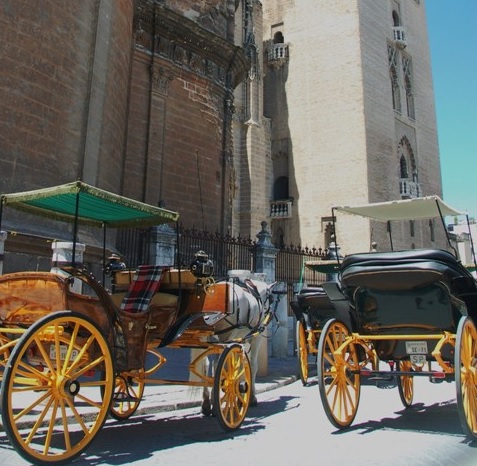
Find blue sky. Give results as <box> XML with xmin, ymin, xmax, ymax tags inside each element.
<box><xmin>426</xmin><ymin>0</ymin><xmax>477</xmax><ymax>219</ymax></box>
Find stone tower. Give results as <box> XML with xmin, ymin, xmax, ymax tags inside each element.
<box><xmin>232</xmin><ymin>1</ymin><xmax>273</xmax><ymax>238</ymax></box>
<box><xmin>262</xmin><ymin>0</ymin><xmax>443</xmax><ymax>254</ymax></box>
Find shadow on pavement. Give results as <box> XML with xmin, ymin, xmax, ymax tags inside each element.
<box><xmin>332</xmin><ymin>398</ymin><xmax>477</xmax><ymax>444</ymax></box>
<box><xmin>70</xmin><ymin>395</ymin><xmax>299</xmax><ymax>465</ymax></box>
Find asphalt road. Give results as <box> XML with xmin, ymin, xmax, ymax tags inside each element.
<box><xmin>1</xmin><ymin>371</ymin><xmax>475</xmax><ymax>466</ymax></box>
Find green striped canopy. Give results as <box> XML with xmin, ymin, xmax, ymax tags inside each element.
<box><xmin>0</xmin><ymin>181</ymin><xmax>179</xmax><ymax>228</ymax></box>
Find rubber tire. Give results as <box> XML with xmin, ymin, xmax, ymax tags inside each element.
<box><xmin>455</xmin><ymin>316</ymin><xmax>477</xmax><ymax>439</ymax></box>
<box><xmin>317</xmin><ymin>318</ymin><xmax>361</xmax><ymax>429</ymax></box>
<box><xmin>108</xmin><ymin>348</ymin><xmax>164</xmax><ymax>421</ymax></box>
<box><xmin>397</xmin><ymin>360</ymin><xmax>414</xmax><ymax>408</ymax></box>
<box><xmin>296</xmin><ymin>320</ymin><xmax>309</xmax><ymax>385</ymax></box>
<box><xmin>213</xmin><ymin>343</ymin><xmax>251</xmax><ymax>431</ymax></box>
<box><xmin>1</xmin><ymin>310</ymin><xmax>114</xmax><ymax>464</ymax></box>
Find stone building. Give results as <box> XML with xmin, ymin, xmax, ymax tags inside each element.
<box><xmin>262</xmin><ymin>0</ymin><xmax>445</xmax><ymax>255</ymax></box>
<box><xmin>0</xmin><ymin>0</ymin><xmax>446</xmax><ymax>272</ymax></box>
<box><xmin>0</xmin><ymin>0</ymin><xmax>250</xmax><ymax>271</ymax></box>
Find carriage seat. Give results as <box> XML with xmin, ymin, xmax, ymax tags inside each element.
<box><xmin>118</xmin><ymin>265</ymin><xmax>165</xmax><ymax>313</ymax></box>
<box><xmin>341</xmin><ymin>248</ymin><xmax>477</xmax><ymax>328</ymax></box>
<box><xmin>340</xmin><ymin>248</ymin><xmax>475</xmax><ymax>293</ymax></box>
<box><xmin>291</xmin><ymin>285</ymin><xmax>337</xmax><ymax>329</ymax></box>
<box><xmin>296</xmin><ymin>286</ymin><xmax>333</xmax><ymax>310</ymax></box>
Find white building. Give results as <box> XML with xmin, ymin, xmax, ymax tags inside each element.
<box><xmin>257</xmin><ymin>0</ymin><xmax>445</xmax><ymax>254</ymax></box>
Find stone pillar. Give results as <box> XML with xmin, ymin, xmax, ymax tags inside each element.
<box><xmin>0</xmin><ymin>231</ymin><xmax>7</xmax><ymax>275</ymax></box>
<box><xmin>51</xmin><ymin>241</ymin><xmax>85</xmax><ymax>293</ymax></box>
<box><xmin>149</xmin><ymin>224</ymin><xmax>177</xmax><ymax>266</ymax></box>
<box><xmin>255</xmin><ymin>221</ymin><xmax>278</xmax><ymax>283</ymax></box>
<box><xmin>271</xmin><ymin>281</ymin><xmax>288</xmax><ymax>358</ymax></box>
<box><xmin>254</xmin><ymin>221</ymin><xmax>279</xmax><ymax>375</ymax></box>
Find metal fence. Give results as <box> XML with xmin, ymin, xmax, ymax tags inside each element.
<box><xmin>175</xmin><ymin>226</ymin><xmax>256</xmax><ymax>280</ymax></box>
<box><xmin>116</xmin><ymin>226</ymin><xmax>331</xmax><ymax>314</ymax></box>
<box><xmin>275</xmin><ymin>245</ymin><xmax>328</xmax><ymax>308</ymax></box>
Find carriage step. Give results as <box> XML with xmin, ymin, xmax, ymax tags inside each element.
<box><xmin>113</xmin><ymin>394</ymin><xmax>141</xmax><ymax>403</ymax></box>
<box><xmin>369</xmin><ymin>377</ymin><xmax>397</xmax><ymax>389</ymax></box>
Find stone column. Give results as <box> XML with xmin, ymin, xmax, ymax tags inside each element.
<box><xmin>0</xmin><ymin>231</ymin><xmax>7</xmax><ymax>275</ymax></box>
<box><xmin>149</xmin><ymin>224</ymin><xmax>177</xmax><ymax>266</ymax></box>
<box><xmin>51</xmin><ymin>241</ymin><xmax>85</xmax><ymax>293</ymax></box>
<box><xmin>254</xmin><ymin>221</ymin><xmax>280</xmax><ymax>375</ymax></box>
<box><xmin>271</xmin><ymin>281</ymin><xmax>288</xmax><ymax>358</ymax></box>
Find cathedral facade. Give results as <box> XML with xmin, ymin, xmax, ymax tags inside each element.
<box><xmin>0</xmin><ymin>0</ymin><xmax>444</xmax><ymax>271</ymax></box>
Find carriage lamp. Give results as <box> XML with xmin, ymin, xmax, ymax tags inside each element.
<box><xmin>105</xmin><ymin>254</ymin><xmax>126</xmax><ymax>276</ymax></box>
<box><xmin>190</xmin><ymin>250</ymin><xmax>214</xmax><ymax>296</ymax></box>
<box><xmin>190</xmin><ymin>250</ymin><xmax>214</xmax><ymax>278</ymax></box>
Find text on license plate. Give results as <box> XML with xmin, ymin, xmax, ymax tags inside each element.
<box><xmin>405</xmin><ymin>341</ymin><xmax>428</xmax><ymax>354</ymax></box>
<box><xmin>49</xmin><ymin>345</ymin><xmax>79</xmax><ymax>362</ymax></box>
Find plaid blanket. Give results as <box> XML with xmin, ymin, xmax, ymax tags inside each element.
<box><xmin>119</xmin><ymin>265</ymin><xmax>164</xmax><ymax>313</ymax></box>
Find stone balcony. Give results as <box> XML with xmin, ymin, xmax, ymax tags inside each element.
<box><xmin>270</xmin><ymin>200</ymin><xmax>293</xmax><ymax>218</ymax></box>
<box><xmin>399</xmin><ymin>179</ymin><xmax>421</xmax><ymax>199</ymax></box>
<box><xmin>393</xmin><ymin>26</ymin><xmax>407</xmax><ymax>48</ymax></box>
<box><xmin>267</xmin><ymin>43</ymin><xmax>289</xmax><ymax>67</ymax></box>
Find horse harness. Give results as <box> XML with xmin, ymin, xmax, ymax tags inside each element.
<box><xmin>215</xmin><ymin>278</ymin><xmax>265</xmax><ymax>335</ymax></box>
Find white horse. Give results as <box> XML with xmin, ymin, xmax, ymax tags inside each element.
<box><xmin>190</xmin><ymin>273</ymin><xmax>274</xmax><ymax>415</ymax></box>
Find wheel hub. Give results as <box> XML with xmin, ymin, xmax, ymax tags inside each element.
<box><xmin>56</xmin><ymin>376</ymin><xmax>81</xmax><ymax>397</ymax></box>
<box><xmin>65</xmin><ymin>379</ymin><xmax>81</xmax><ymax>396</ymax></box>
<box><xmin>238</xmin><ymin>380</ymin><xmax>249</xmax><ymax>394</ymax></box>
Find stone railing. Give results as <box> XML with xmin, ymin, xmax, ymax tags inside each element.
<box><xmin>267</xmin><ymin>43</ymin><xmax>289</xmax><ymax>65</ymax></box>
<box><xmin>393</xmin><ymin>26</ymin><xmax>407</xmax><ymax>48</ymax></box>
<box><xmin>270</xmin><ymin>200</ymin><xmax>293</xmax><ymax>218</ymax></box>
<box><xmin>399</xmin><ymin>179</ymin><xmax>420</xmax><ymax>198</ymax></box>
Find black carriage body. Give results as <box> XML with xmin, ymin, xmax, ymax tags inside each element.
<box><xmin>291</xmin><ymin>285</ymin><xmax>335</xmax><ymax>329</ymax></box>
<box><xmin>339</xmin><ymin>248</ymin><xmax>477</xmax><ymax>361</ymax></box>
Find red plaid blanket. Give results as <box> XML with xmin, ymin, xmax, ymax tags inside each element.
<box><xmin>120</xmin><ymin>265</ymin><xmax>165</xmax><ymax>313</ymax></box>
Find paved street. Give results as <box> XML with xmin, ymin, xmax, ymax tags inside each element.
<box><xmin>0</xmin><ymin>349</ymin><xmax>476</xmax><ymax>466</ymax></box>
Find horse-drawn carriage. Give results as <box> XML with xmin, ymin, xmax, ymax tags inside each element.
<box><xmin>294</xmin><ymin>196</ymin><xmax>477</xmax><ymax>438</ymax></box>
<box><xmin>0</xmin><ymin>181</ymin><xmax>276</xmax><ymax>464</ymax></box>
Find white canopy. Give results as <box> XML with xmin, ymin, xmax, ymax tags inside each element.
<box><xmin>333</xmin><ymin>196</ymin><xmax>464</xmax><ymax>222</ymax></box>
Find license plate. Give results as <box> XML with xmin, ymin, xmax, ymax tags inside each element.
<box><xmin>410</xmin><ymin>354</ymin><xmax>426</xmax><ymax>365</ymax></box>
<box><xmin>405</xmin><ymin>341</ymin><xmax>428</xmax><ymax>355</ymax></box>
<box><xmin>49</xmin><ymin>345</ymin><xmax>79</xmax><ymax>362</ymax></box>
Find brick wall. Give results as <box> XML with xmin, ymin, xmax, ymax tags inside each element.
<box><xmin>0</xmin><ymin>0</ymin><xmax>134</xmax><ymax>234</ymax></box>
<box><xmin>125</xmin><ymin>52</ymin><xmax>228</xmax><ymax>231</ymax></box>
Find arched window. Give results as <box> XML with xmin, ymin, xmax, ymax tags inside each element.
<box><xmin>400</xmin><ymin>155</ymin><xmax>408</xmax><ymax>178</ymax></box>
<box><xmin>273</xmin><ymin>31</ymin><xmax>284</xmax><ymax>44</ymax></box>
<box><xmin>392</xmin><ymin>10</ymin><xmax>401</xmax><ymax>27</ymax></box>
<box><xmin>398</xmin><ymin>136</ymin><xmax>420</xmax><ymax>198</ymax></box>
<box><xmin>388</xmin><ymin>45</ymin><xmax>401</xmax><ymax>112</ymax></box>
<box><xmin>402</xmin><ymin>55</ymin><xmax>415</xmax><ymax>119</ymax></box>
<box><xmin>429</xmin><ymin>220</ymin><xmax>435</xmax><ymax>242</ymax></box>
<box><xmin>273</xmin><ymin>176</ymin><xmax>289</xmax><ymax>200</ymax></box>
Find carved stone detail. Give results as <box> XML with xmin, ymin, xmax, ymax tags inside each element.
<box><xmin>151</xmin><ymin>67</ymin><xmax>174</xmax><ymax>96</ymax></box>
<box><xmin>133</xmin><ymin>2</ymin><xmax>249</xmax><ymax>89</ymax></box>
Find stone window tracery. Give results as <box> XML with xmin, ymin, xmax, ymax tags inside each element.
<box><xmin>403</xmin><ymin>55</ymin><xmax>415</xmax><ymax>119</ymax></box>
<box><xmin>388</xmin><ymin>44</ymin><xmax>401</xmax><ymax>113</ymax></box>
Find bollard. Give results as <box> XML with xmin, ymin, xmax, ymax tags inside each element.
<box><xmin>51</xmin><ymin>241</ymin><xmax>85</xmax><ymax>293</ymax></box>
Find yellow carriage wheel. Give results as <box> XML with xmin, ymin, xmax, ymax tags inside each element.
<box><xmin>296</xmin><ymin>320</ymin><xmax>309</xmax><ymax>386</ymax></box>
<box><xmin>109</xmin><ymin>348</ymin><xmax>164</xmax><ymax>421</ymax></box>
<box><xmin>397</xmin><ymin>360</ymin><xmax>414</xmax><ymax>408</ymax></box>
<box><xmin>213</xmin><ymin>343</ymin><xmax>251</xmax><ymax>431</ymax></box>
<box><xmin>455</xmin><ymin>316</ymin><xmax>477</xmax><ymax>439</ymax></box>
<box><xmin>1</xmin><ymin>311</ymin><xmax>114</xmax><ymax>464</ymax></box>
<box><xmin>109</xmin><ymin>373</ymin><xmax>145</xmax><ymax>421</ymax></box>
<box><xmin>317</xmin><ymin>318</ymin><xmax>361</xmax><ymax>429</ymax></box>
